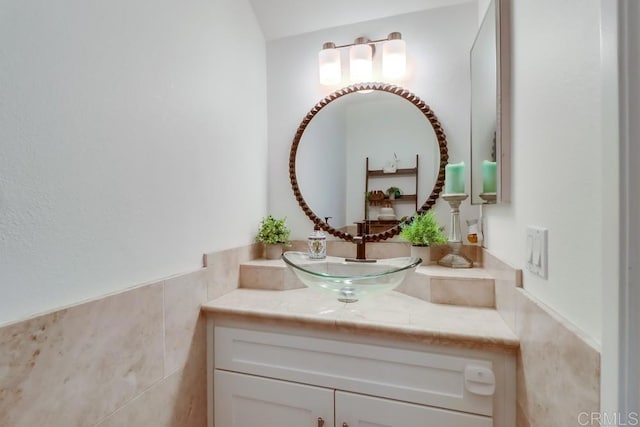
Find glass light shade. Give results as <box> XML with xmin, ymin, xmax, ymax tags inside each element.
<box><xmin>349</xmin><ymin>43</ymin><xmax>372</xmax><ymax>83</ymax></box>
<box><xmin>383</xmin><ymin>38</ymin><xmax>406</xmax><ymax>80</ymax></box>
<box><xmin>318</xmin><ymin>47</ymin><xmax>341</xmax><ymax>86</ymax></box>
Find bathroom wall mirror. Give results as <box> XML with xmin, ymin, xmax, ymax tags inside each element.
<box><xmin>289</xmin><ymin>83</ymin><xmax>448</xmax><ymax>243</ymax></box>
<box><xmin>470</xmin><ymin>0</ymin><xmax>511</xmax><ymax>204</ymax></box>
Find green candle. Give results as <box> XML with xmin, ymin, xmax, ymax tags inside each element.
<box><xmin>444</xmin><ymin>161</ymin><xmax>465</xmax><ymax>194</ymax></box>
<box><xmin>482</xmin><ymin>160</ymin><xmax>497</xmax><ymax>193</ymax></box>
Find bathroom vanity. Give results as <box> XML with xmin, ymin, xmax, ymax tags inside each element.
<box><xmin>203</xmin><ymin>283</ymin><xmax>518</xmax><ymax>427</ymax></box>
<box><xmin>202</xmin><ymin>5</ymin><xmax>519</xmax><ymax>424</ymax></box>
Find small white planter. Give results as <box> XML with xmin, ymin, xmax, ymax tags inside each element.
<box><xmin>265</xmin><ymin>244</ymin><xmax>283</xmax><ymax>260</ymax></box>
<box><xmin>410</xmin><ymin>245</ymin><xmax>432</xmax><ymax>265</ymax></box>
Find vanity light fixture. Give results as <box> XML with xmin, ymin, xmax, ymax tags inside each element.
<box><xmin>382</xmin><ymin>32</ymin><xmax>407</xmax><ymax>80</ymax></box>
<box><xmin>318</xmin><ymin>32</ymin><xmax>406</xmax><ymax>86</ymax></box>
<box><xmin>318</xmin><ymin>42</ymin><xmax>341</xmax><ymax>85</ymax></box>
<box><xmin>349</xmin><ymin>37</ymin><xmax>373</xmax><ymax>83</ymax></box>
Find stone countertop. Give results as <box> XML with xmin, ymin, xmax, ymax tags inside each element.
<box><xmin>201</xmin><ymin>287</ymin><xmax>519</xmax><ymax>353</ymax></box>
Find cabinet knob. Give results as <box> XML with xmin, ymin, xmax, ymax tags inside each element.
<box><xmin>317</xmin><ymin>417</ymin><xmax>324</xmax><ymax>427</ymax></box>
<box><xmin>342</xmin><ymin>423</ymin><xmax>349</xmax><ymax>427</ymax></box>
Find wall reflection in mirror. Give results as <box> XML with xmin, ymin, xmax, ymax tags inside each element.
<box><xmin>470</xmin><ymin>0</ymin><xmax>510</xmax><ymax>205</ymax></box>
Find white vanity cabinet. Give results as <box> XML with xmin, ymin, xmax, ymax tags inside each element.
<box><xmin>215</xmin><ymin>370</ymin><xmax>333</xmax><ymax>427</ymax></box>
<box><xmin>208</xmin><ymin>322</ymin><xmax>515</xmax><ymax>427</ymax></box>
<box><xmin>215</xmin><ymin>370</ymin><xmax>492</xmax><ymax>427</ymax></box>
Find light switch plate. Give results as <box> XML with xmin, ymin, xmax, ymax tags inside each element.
<box><xmin>526</xmin><ymin>226</ymin><xmax>548</xmax><ymax>279</ymax></box>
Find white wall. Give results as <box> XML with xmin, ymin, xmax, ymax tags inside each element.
<box><xmin>600</xmin><ymin>0</ymin><xmax>640</xmax><ymax>415</ymax></box>
<box><xmin>483</xmin><ymin>0</ymin><xmax>605</xmax><ymax>343</ymax></box>
<box><xmin>599</xmin><ymin>0</ymin><xmax>621</xmax><ymax>415</ymax></box>
<box><xmin>0</xmin><ymin>0</ymin><xmax>268</xmax><ymax>325</ymax></box>
<box><xmin>478</xmin><ymin>0</ymin><xmax>492</xmax><ymax>25</ymax></box>
<box><xmin>266</xmin><ymin>4</ymin><xmax>479</xmax><ymax>239</ymax></box>
<box><xmin>344</xmin><ymin>97</ymin><xmax>441</xmax><ymax>224</ymax></box>
<box><xmin>626</xmin><ymin>0</ymin><xmax>640</xmax><ymax>411</ymax></box>
<box><xmin>295</xmin><ymin>101</ymin><xmax>347</xmax><ymax>227</ymax></box>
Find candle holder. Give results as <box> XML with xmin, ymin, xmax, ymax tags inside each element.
<box><xmin>479</xmin><ymin>192</ymin><xmax>497</xmax><ymax>204</ymax></box>
<box><xmin>438</xmin><ymin>193</ymin><xmax>473</xmax><ymax>269</ymax></box>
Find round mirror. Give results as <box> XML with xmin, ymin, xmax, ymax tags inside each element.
<box><xmin>289</xmin><ymin>83</ymin><xmax>448</xmax><ymax>243</ymax></box>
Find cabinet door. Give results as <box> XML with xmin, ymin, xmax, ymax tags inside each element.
<box><xmin>215</xmin><ymin>370</ymin><xmax>334</xmax><ymax>427</ymax></box>
<box><xmin>335</xmin><ymin>391</ymin><xmax>492</xmax><ymax>427</ymax></box>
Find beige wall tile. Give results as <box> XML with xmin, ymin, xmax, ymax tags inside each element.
<box><xmin>239</xmin><ymin>262</ymin><xmax>284</xmax><ymax>290</ymax></box>
<box><xmin>204</xmin><ymin>244</ymin><xmax>261</xmax><ymax>300</ymax></box>
<box><xmin>287</xmin><ymin>240</ymin><xmax>485</xmax><ymax>261</ymax></box>
<box><xmin>516</xmin><ymin>401</ymin><xmax>531</xmax><ymax>427</ymax></box>
<box><xmin>481</xmin><ymin>250</ymin><xmax>599</xmax><ymax>426</ymax></box>
<box><xmin>429</xmin><ymin>244</ymin><xmax>481</xmax><ymax>265</ymax></box>
<box><xmin>515</xmin><ymin>289</ymin><xmax>600</xmax><ymax>427</ymax></box>
<box><xmin>287</xmin><ymin>240</ymin><xmax>308</xmax><ymax>252</ymax></box>
<box><xmin>461</xmin><ymin>244</ymin><xmax>483</xmax><ymax>263</ymax></box>
<box><xmin>0</xmin><ymin>283</ymin><xmax>164</xmax><ymax>427</ymax></box>
<box><xmin>238</xmin><ymin>261</ymin><xmax>304</xmax><ymax>291</ymax></box>
<box><xmin>320</xmin><ymin>240</ymin><xmax>408</xmax><ymax>260</ymax></box>
<box><xmin>96</xmin><ymin>326</ymin><xmax>207</xmax><ymax>427</ymax></box>
<box><xmin>430</xmin><ymin>277</ymin><xmax>495</xmax><ymax>308</ymax></box>
<box><xmin>483</xmin><ymin>249</ymin><xmax>520</xmax><ymax>333</ymax></box>
<box><xmin>164</xmin><ymin>269</ymin><xmax>208</xmax><ymax>376</ymax></box>
<box><xmin>327</xmin><ymin>241</ymin><xmax>357</xmax><ymax>258</ymax></box>
<box><xmin>365</xmin><ymin>242</ymin><xmax>411</xmax><ymax>259</ymax></box>
<box><xmin>395</xmin><ymin>270</ymin><xmax>432</xmax><ymax>302</ymax></box>
<box><xmin>288</xmin><ymin>240</ymin><xmax>482</xmax><ymax>263</ymax></box>
<box><xmin>283</xmin><ymin>268</ymin><xmax>306</xmax><ymax>290</ymax></box>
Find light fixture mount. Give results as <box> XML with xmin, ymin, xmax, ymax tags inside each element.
<box><xmin>353</xmin><ymin>36</ymin><xmax>376</xmax><ymax>56</ymax></box>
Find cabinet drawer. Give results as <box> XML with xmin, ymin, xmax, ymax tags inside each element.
<box><xmin>214</xmin><ymin>326</ymin><xmax>494</xmax><ymax>416</ymax></box>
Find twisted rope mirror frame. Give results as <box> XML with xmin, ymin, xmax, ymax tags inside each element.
<box><xmin>289</xmin><ymin>82</ymin><xmax>449</xmax><ymax>243</ymax></box>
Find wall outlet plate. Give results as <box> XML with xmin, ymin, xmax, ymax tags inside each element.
<box><xmin>526</xmin><ymin>226</ymin><xmax>548</xmax><ymax>279</ymax></box>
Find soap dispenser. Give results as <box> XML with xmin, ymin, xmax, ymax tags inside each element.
<box><xmin>308</xmin><ymin>224</ymin><xmax>327</xmax><ymax>259</ymax></box>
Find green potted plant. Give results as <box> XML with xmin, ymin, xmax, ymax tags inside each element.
<box><xmin>386</xmin><ymin>186</ymin><xmax>401</xmax><ymax>200</ymax></box>
<box><xmin>256</xmin><ymin>215</ymin><xmax>291</xmax><ymax>259</ymax></box>
<box><xmin>399</xmin><ymin>210</ymin><xmax>447</xmax><ymax>264</ymax></box>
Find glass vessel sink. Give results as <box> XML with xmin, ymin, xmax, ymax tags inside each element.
<box><xmin>282</xmin><ymin>251</ymin><xmax>422</xmax><ymax>303</ymax></box>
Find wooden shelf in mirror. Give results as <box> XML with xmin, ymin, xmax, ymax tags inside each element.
<box><xmin>365</xmin><ymin>155</ymin><xmax>419</xmax><ymax>213</ymax></box>
<box><xmin>368</xmin><ymin>195</ymin><xmax>417</xmax><ymax>207</ymax></box>
<box><xmin>367</xmin><ymin>168</ymin><xmax>417</xmax><ymax>177</ymax></box>
<box><xmin>389</xmin><ymin>194</ymin><xmax>417</xmax><ymax>201</ymax></box>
